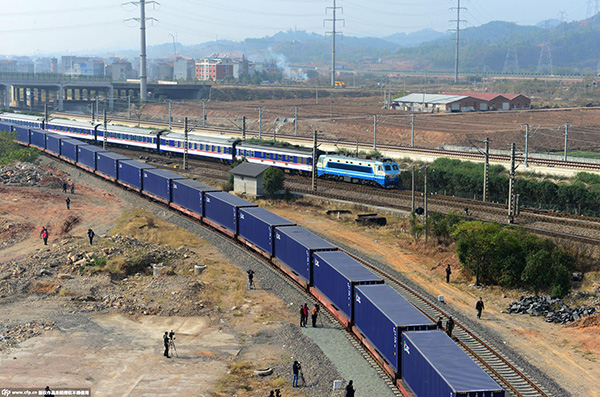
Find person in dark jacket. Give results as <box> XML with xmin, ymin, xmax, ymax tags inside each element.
<box><xmin>445</xmin><ymin>264</ymin><xmax>452</xmax><ymax>283</ymax></box>
<box><xmin>70</xmin><ymin>183</ymin><xmax>75</xmax><ymax>194</ymax></box>
<box><xmin>345</xmin><ymin>380</ymin><xmax>355</xmax><ymax>397</ymax></box>
<box><xmin>446</xmin><ymin>316</ymin><xmax>455</xmax><ymax>337</ymax></box>
<box><xmin>436</xmin><ymin>316</ymin><xmax>443</xmax><ymax>330</ymax></box>
<box><xmin>163</xmin><ymin>331</ymin><xmax>170</xmax><ymax>358</ymax></box>
<box><xmin>87</xmin><ymin>229</ymin><xmax>95</xmax><ymax>245</ymax></box>
<box><xmin>40</xmin><ymin>226</ymin><xmax>49</xmax><ymax>245</ymax></box>
<box><xmin>476</xmin><ymin>297</ymin><xmax>485</xmax><ymax>319</ymax></box>
<box><xmin>292</xmin><ymin>361</ymin><xmax>300</xmax><ymax>387</ymax></box>
<box><xmin>62</xmin><ymin>182</ymin><xmax>67</xmax><ymax>193</ymax></box>
<box><xmin>65</xmin><ymin>197</ymin><xmax>71</xmax><ymax>210</ymax></box>
<box><xmin>299</xmin><ymin>305</ymin><xmax>305</xmax><ymax>327</ymax></box>
<box><xmin>247</xmin><ymin>269</ymin><xmax>254</xmax><ymax>289</ymax></box>
<box><xmin>311</xmin><ymin>304</ymin><xmax>319</xmax><ymax>327</ymax></box>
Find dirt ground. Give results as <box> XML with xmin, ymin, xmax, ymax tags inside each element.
<box><xmin>1</xmin><ymin>157</ymin><xmax>599</xmax><ymax>396</ymax></box>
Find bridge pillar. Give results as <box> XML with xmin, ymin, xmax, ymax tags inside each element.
<box><xmin>109</xmin><ymin>86</ymin><xmax>114</xmax><ymax>111</ymax></box>
<box><xmin>58</xmin><ymin>85</ymin><xmax>64</xmax><ymax>111</ymax></box>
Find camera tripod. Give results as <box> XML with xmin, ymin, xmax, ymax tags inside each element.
<box><xmin>299</xmin><ymin>368</ymin><xmax>306</xmax><ymax>387</ymax></box>
<box><xmin>169</xmin><ymin>337</ymin><xmax>178</xmax><ymax>357</ymax></box>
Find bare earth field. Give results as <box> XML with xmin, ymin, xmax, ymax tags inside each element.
<box><xmin>1</xmin><ymin>156</ymin><xmax>599</xmax><ymax>396</ymax></box>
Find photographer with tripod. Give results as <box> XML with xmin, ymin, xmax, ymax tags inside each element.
<box><xmin>292</xmin><ymin>360</ymin><xmax>303</xmax><ymax>387</ymax></box>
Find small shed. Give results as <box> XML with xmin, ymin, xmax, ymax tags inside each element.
<box><xmin>230</xmin><ymin>162</ymin><xmax>270</xmax><ymax>196</ymax></box>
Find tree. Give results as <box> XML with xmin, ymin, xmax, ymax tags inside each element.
<box><xmin>262</xmin><ymin>167</ymin><xmax>285</xmax><ymax>198</ymax></box>
<box><xmin>452</xmin><ymin>221</ymin><xmax>502</xmax><ymax>285</ymax></box>
<box><xmin>521</xmin><ymin>250</ymin><xmax>554</xmax><ymax>295</ymax></box>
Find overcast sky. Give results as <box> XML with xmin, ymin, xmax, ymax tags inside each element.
<box><xmin>0</xmin><ymin>0</ymin><xmax>588</xmax><ymax>56</ymax></box>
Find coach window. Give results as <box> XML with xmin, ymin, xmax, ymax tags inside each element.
<box><xmin>378</xmin><ymin>166</ymin><xmax>383</xmax><ymax>171</ymax></box>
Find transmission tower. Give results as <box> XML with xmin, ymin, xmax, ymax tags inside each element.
<box><xmin>503</xmin><ymin>47</ymin><xmax>519</xmax><ymax>74</ymax></box>
<box><xmin>536</xmin><ymin>22</ymin><xmax>553</xmax><ymax>75</ymax></box>
<box><xmin>324</xmin><ymin>0</ymin><xmax>344</xmax><ymax>88</ymax></box>
<box><xmin>125</xmin><ymin>0</ymin><xmax>159</xmax><ymax>101</ymax></box>
<box><xmin>450</xmin><ymin>0</ymin><xmax>467</xmax><ymax>83</ymax></box>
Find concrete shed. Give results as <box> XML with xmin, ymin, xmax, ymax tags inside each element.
<box><xmin>230</xmin><ymin>162</ymin><xmax>270</xmax><ymax>197</ymax></box>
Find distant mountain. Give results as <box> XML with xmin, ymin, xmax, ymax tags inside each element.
<box><xmin>383</xmin><ymin>29</ymin><xmax>447</xmax><ymax>47</ymax></box>
<box><xmin>536</xmin><ymin>18</ymin><xmax>563</xmax><ymax>28</ymax></box>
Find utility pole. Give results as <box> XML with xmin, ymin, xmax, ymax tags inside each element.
<box><xmin>44</xmin><ymin>104</ymin><xmax>48</xmax><ymax>128</ymax></box>
<box><xmin>315</xmin><ymin>87</ymin><xmax>319</xmax><ymax>104</ymax></box>
<box><xmin>508</xmin><ymin>143</ymin><xmax>517</xmax><ymax>223</ymax></box>
<box><xmin>483</xmin><ymin>137</ymin><xmax>489</xmax><ymax>202</ymax></box>
<box><xmin>523</xmin><ymin>124</ymin><xmax>529</xmax><ymax>167</ymax></box>
<box><xmin>450</xmin><ymin>0</ymin><xmax>467</xmax><ymax>83</ymax></box>
<box><xmin>424</xmin><ymin>166</ymin><xmax>429</xmax><ymax>244</ymax></box>
<box><xmin>183</xmin><ymin>117</ymin><xmax>188</xmax><ymax>170</ymax></box>
<box><xmin>312</xmin><ymin>131</ymin><xmax>318</xmax><ymax>192</ymax></box>
<box><xmin>125</xmin><ymin>1</ymin><xmax>157</xmax><ymax>101</ymax></box>
<box><xmin>373</xmin><ymin>114</ymin><xmax>377</xmax><ymax>151</ymax></box>
<box><xmin>294</xmin><ymin>106</ymin><xmax>298</xmax><ymax>136</ymax></box>
<box><xmin>258</xmin><ymin>107</ymin><xmax>262</xmax><ymax>139</ymax></box>
<box><xmin>128</xmin><ymin>95</ymin><xmax>131</xmax><ymax>119</ymax></box>
<box><xmin>103</xmin><ymin>110</ymin><xmax>107</xmax><ymax>150</ymax></box>
<box><xmin>91</xmin><ymin>102</ymin><xmax>95</xmax><ymax>124</ymax></box>
<box><xmin>96</xmin><ymin>97</ymin><xmax>99</xmax><ymax>120</ymax></box>
<box><xmin>411</xmin><ymin>114</ymin><xmax>415</xmax><ymax>147</ymax></box>
<box><xmin>325</xmin><ymin>0</ymin><xmax>344</xmax><ymax>87</ymax></box>
<box><xmin>202</xmin><ymin>100</ymin><xmax>206</xmax><ymax>127</ymax></box>
<box><xmin>564</xmin><ymin>122</ymin><xmax>569</xmax><ymax>161</ymax></box>
<box><xmin>242</xmin><ymin>116</ymin><xmax>246</xmax><ymax>140</ymax></box>
<box><xmin>411</xmin><ymin>166</ymin><xmax>415</xmax><ymax>212</ymax></box>
<box><xmin>168</xmin><ymin>101</ymin><xmax>172</xmax><ymax>130</ymax></box>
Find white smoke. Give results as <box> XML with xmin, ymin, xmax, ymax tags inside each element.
<box><xmin>267</xmin><ymin>48</ymin><xmax>307</xmax><ymax>80</ymax></box>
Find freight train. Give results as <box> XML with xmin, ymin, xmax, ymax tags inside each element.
<box><xmin>2</xmin><ymin>121</ymin><xmax>504</xmax><ymax>396</ymax></box>
<box><xmin>0</xmin><ymin>113</ymin><xmax>400</xmax><ymax>188</ymax></box>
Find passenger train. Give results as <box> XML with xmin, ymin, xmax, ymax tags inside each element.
<box><xmin>3</xmin><ymin>119</ymin><xmax>505</xmax><ymax>397</ymax></box>
<box><xmin>0</xmin><ymin>112</ymin><xmax>400</xmax><ymax>188</ymax></box>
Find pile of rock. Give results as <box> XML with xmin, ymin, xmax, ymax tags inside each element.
<box><xmin>0</xmin><ymin>320</ymin><xmax>55</xmax><ymax>351</ymax></box>
<box><xmin>0</xmin><ymin>162</ymin><xmax>51</xmax><ymax>185</ymax></box>
<box><xmin>505</xmin><ymin>295</ymin><xmax>597</xmax><ymax>324</ymax></box>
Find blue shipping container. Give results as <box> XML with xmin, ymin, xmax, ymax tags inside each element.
<box><xmin>238</xmin><ymin>207</ymin><xmax>295</xmax><ymax>256</ymax></box>
<box><xmin>402</xmin><ymin>331</ymin><xmax>505</xmax><ymax>397</ymax></box>
<box><xmin>117</xmin><ymin>160</ymin><xmax>155</xmax><ymax>190</ymax></box>
<box><xmin>171</xmin><ymin>179</ymin><xmax>219</xmax><ymax>216</ymax></box>
<box><xmin>273</xmin><ymin>226</ymin><xmax>336</xmax><ymax>283</ymax></box>
<box><xmin>204</xmin><ymin>191</ymin><xmax>257</xmax><ymax>234</ymax></box>
<box><xmin>96</xmin><ymin>152</ymin><xmax>128</xmax><ymax>179</ymax></box>
<box><xmin>45</xmin><ymin>133</ymin><xmax>62</xmax><ymax>155</ymax></box>
<box><xmin>313</xmin><ymin>251</ymin><xmax>383</xmax><ymax>320</ymax></box>
<box><xmin>354</xmin><ymin>284</ymin><xmax>436</xmax><ymax>374</ymax></box>
<box><xmin>60</xmin><ymin>139</ymin><xmax>84</xmax><ymax>162</ymax></box>
<box><xmin>30</xmin><ymin>129</ymin><xmax>47</xmax><ymax>149</ymax></box>
<box><xmin>78</xmin><ymin>146</ymin><xmax>106</xmax><ymax>171</ymax></box>
<box><xmin>142</xmin><ymin>168</ymin><xmax>185</xmax><ymax>202</ymax></box>
<box><xmin>13</xmin><ymin>126</ymin><xmax>30</xmax><ymax>144</ymax></box>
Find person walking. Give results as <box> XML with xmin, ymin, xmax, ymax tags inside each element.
<box><xmin>292</xmin><ymin>361</ymin><xmax>300</xmax><ymax>387</ymax></box>
<box><xmin>65</xmin><ymin>197</ymin><xmax>71</xmax><ymax>210</ymax></box>
<box><xmin>446</xmin><ymin>316</ymin><xmax>455</xmax><ymax>338</ymax></box>
<box><xmin>445</xmin><ymin>264</ymin><xmax>452</xmax><ymax>283</ymax></box>
<box><xmin>70</xmin><ymin>183</ymin><xmax>75</xmax><ymax>194</ymax></box>
<box><xmin>62</xmin><ymin>182</ymin><xmax>67</xmax><ymax>193</ymax></box>
<box><xmin>302</xmin><ymin>304</ymin><xmax>309</xmax><ymax>328</ymax></box>
<box><xmin>436</xmin><ymin>316</ymin><xmax>443</xmax><ymax>330</ymax></box>
<box><xmin>163</xmin><ymin>331</ymin><xmax>170</xmax><ymax>358</ymax></box>
<box><xmin>40</xmin><ymin>226</ymin><xmax>49</xmax><ymax>246</ymax></box>
<box><xmin>345</xmin><ymin>380</ymin><xmax>355</xmax><ymax>397</ymax></box>
<box><xmin>476</xmin><ymin>297</ymin><xmax>485</xmax><ymax>319</ymax></box>
<box><xmin>311</xmin><ymin>304</ymin><xmax>319</xmax><ymax>327</ymax></box>
<box><xmin>299</xmin><ymin>305</ymin><xmax>306</xmax><ymax>327</ymax></box>
<box><xmin>247</xmin><ymin>269</ymin><xmax>254</xmax><ymax>289</ymax></box>
<box><xmin>87</xmin><ymin>229</ymin><xmax>95</xmax><ymax>245</ymax></box>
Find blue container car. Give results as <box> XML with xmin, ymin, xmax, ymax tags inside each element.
<box><xmin>142</xmin><ymin>168</ymin><xmax>186</xmax><ymax>203</ymax></box>
<box><xmin>13</xmin><ymin>126</ymin><xmax>31</xmax><ymax>144</ymax></box>
<box><xmin>273</xmin><ymin>226</ymin><xmax>336</xmax><ymax>285</ymax></box>
<box><xmin>45</xmin><ymin>133</ymin><xmax>62</xmax><ymax>156</ymax></box>
<box><xmin>312</xmin><ymin>251</ymin><xmax>383</xmax><ymax>324</ymax></box>
<box><xmin>78</xmin><ymin>146</ymin><xmax>106</xmax><ymax>171</ymax></box>
<box><xmin>30</xmin><ymin>129</ymin><xmax>47</xmax><ymax>149</ymax></box>
<box><xmin>353</xmin><ymin>284</ymin><xmax>436</xmax><ymax>377</ymax></box>
<box><xmin>238</xmin><ymin>207</ymin><xmax>295</xmax><ymax>257</ymax></box>
<box><xmin>117</xmin><ymin>159</ymin><xmax>155</xmax><ymax>191</ymax></box>
<box><xmin>203</xmin><ymin>191</ymin><xmax>257</xmax><ymax>236</ymax></box>
<box><xmin>96</xmin><ymin>152</ymin><xmax>128</xmax><ymax>180</ymax></box>
<box><xmin>402</xmin><ymin>331</ymin><xmax>505</xmax><ymax>397</ymax></box>
<box><xmin>60</xmin><ymin>138</ymin><xmax>84</xmax><ymax>163</ymax></box>
<box><xmin>171</xmin><ymin>179</ymin><xmax>219</xmax><ymax>217</ymax></box>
